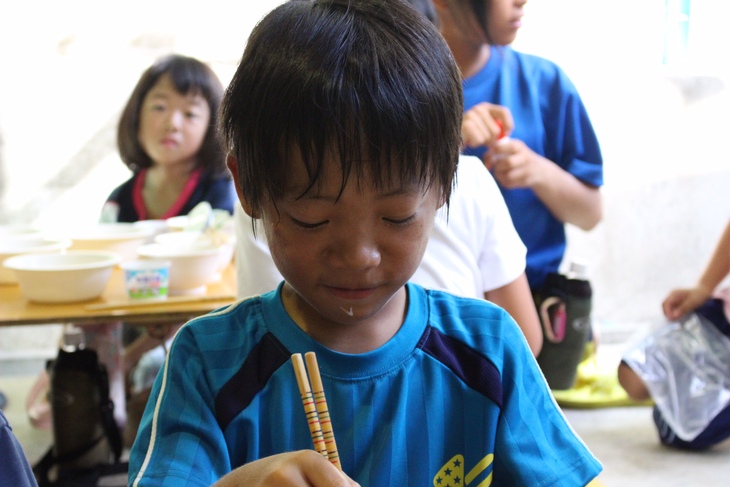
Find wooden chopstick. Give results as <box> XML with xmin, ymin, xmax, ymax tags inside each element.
<box><xmin>85</xmin><ymin>294</ymin><xmax>236</xmax><ymax>311</ymax></box>
<box><xmin>291</xmin><ymin>352</ymin><xmax>342</xmax><ymax>471</ymax></box>
<box><xmin>304</xmin><ymin>352</ymin><xmax>341</xmax><ymax>470</ymax></box>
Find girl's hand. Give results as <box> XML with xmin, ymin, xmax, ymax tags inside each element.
<box><xmin>462</xmin><ymin>102</ymin><xmax>514</xmax><ymax>149</ymax></box>
<box><xmin>214</xmin><ymin>450</ymin><xmax>360</xmax><ymax>487</ymax></box>
<box><xmin>483</xmin><ymin>137</ymin><xmax>546</xmax><ymax>189</ymax></box>
<box><xmin>662</xmin><ymin>286</ymin><xmax>712</xmax><ymax>321</ymax></box>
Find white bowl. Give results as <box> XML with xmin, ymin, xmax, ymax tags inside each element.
<box><xmin>3</xmin><ymin>251</ymin><xmax>121</xmax><ymax>303</ymax></box>
<box><xmin>0</xmin><ymin>236</ymin><xmax>72</xmax><ymax>284</ymax></box>
<box><xmin>137</xmin><ymin>243</ymin><xmax>220</xmax><ymax>295</ymax></box>
<box><xmin>154</xmin><ymin>231</ymin><xmax>235</xmax><ymax>281</ymax></box>
<box><xmin>64</xmin><ymin>223</ymin><xmax>153</xmax><ymax>262</ymax></box>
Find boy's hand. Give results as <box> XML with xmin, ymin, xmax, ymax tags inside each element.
<box><xmin>662</xmin><ymin>286</ymin><xmax>712</xmax><ymax>321</ymax></box>
<box><xmin>461</xmin><ymin>102</ymin><xmax>513</xmax><ymax>149</ymax></box>
<box><xmin>484</xmin><ymin>138</ymin><xmax>547</xmax><ymax>189</ymax></box>
<box><xmin>214</xmin><ymin>450</ymin><xmax>360</xmax><ymax>487</ymax></box>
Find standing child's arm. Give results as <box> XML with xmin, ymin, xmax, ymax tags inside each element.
<box><xmin>663</xmin><ymin>217</ymin><xmax>730</xmax><ymax>320</ymax></box>
<box><xmin>484</xmin><ymin>138</ymin><xmax>603</xmax><ymax>231</ymax></box>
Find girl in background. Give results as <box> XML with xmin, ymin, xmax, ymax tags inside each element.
<box><xmin>27</xmin><ymin>54</ymin><xmax>235</xmax><ymax>451</ymax></box>
<box><xmin>103</xmin><ymin>53</ymin><xmax>235</xmax><ymax>445</ymax></box>
<box><xmin>102</xmin><ymin>53</ymin><xmax>234</xmax><ymax>222</ymax></box>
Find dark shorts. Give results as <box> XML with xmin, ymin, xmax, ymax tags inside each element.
<box><xmin>654</xmin><ymin>298</ymin><xmax>730</xmax><ymax>450</ymax></box>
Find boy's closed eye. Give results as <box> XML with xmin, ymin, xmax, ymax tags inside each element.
<box><xmin>291</xmin><ymin>217</ymin><xmax>328</xmax><ymax>229</ymax></box>
<box><xmin>290</xmin><ymin>212</ymin><xmax>417</xmax><ymax>229</ymax></box>
<box><xmin>383</xmin><ymin>214</ymin><xmax>417</xmax><ymax>226</ymax></box>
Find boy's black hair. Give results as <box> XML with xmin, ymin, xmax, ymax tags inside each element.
<box><xmin>117</xmin><ymin>54</ymin><xmax>227</xmax><ymax>175</ymax></box>
<box><xmin>220</xmin><ymin>0</ymin><xmax>463</xmax><ymax>216</ymax></box>
<box><xmin>408</xmin><ymin>0</ymin><xmax>438</xmax><ymax>24</ymax></box>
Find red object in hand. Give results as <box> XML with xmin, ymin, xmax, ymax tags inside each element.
<box><xmin>495</xmin><ymin>119</ymin><xmax>507</xmax><ymax>140</ymax></box>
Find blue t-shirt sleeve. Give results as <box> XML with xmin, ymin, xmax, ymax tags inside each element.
<box><xmin>540</xmin><ymin>60</ymin><xmax>603</xmax><ymax>187</ymax></box>
<box><xmin>128</xmin><ymin>325</ymin><xmax>232</xmax><ymax>486</ymax></box>
<box><xmin>494</xmin><ymin>319</ymin><xmax>602</xmax><ymax>484</ymax></box>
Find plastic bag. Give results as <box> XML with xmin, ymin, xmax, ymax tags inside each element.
<box><xmin>622</xmin><ymin>312</ymin><xmax>730</xmax><ymax>441</ymax></box>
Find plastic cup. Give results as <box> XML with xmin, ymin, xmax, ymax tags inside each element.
<box><xmin>120</xmin><ymin>259</ymin><xmax>170</xmax><ymax>300</ymax></box>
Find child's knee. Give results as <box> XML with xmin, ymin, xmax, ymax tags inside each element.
<box><xmin>617</xmin><ymin>361</ymin><xmax>650</xmax><ymax>401</ymax></box>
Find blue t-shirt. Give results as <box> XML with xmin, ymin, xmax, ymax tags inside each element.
<box><xmin>463</xmin><ymin>46</ymin><xmax>603</xmax><ymax>289</ymax></box>
<box><xmin>129</xmin><ymin>283</ymin><xmax>601</xmax><ymax>486</ymax></box>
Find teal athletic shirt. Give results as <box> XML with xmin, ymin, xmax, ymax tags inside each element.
<box><xmin>129</xmin><ymin>283</ymin><xmax>601</xmax><ymax>486</ymax></box>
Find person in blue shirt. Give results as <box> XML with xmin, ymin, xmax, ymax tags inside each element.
<box><xmin>128</xmin><ymin>1</ymin><xmax>602</xmax><ymax>485</ymax></box>
<box><xmin>430</xmin><ymin>0</ymin><xmax>604</xmax><ymax>389</ymax></box>
<box><xmin>433</xmin><ymin>0</ymin><xmax>604</xmax><ymax>291</ymax></box>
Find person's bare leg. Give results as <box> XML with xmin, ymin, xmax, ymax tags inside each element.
<box><xmin>617</xmin><ymin>362</ymin><xmax>651</xmax><ymax>401</ymax></box>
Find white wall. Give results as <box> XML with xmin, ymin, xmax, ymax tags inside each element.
<box><xmin>516</xmin><ymin>0</ymin><xmax>730</xmax><ymax>326</ymax></box>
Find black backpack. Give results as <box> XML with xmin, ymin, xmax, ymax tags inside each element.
<box><xmin>32</xmin><ymin>347</ymin><xmax>127</xmax><ymax>487</ymax></box>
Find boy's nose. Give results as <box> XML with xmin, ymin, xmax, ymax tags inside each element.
<box><xmin>329</xmin><ymin>231</ymin><xmax>381</xmax><ymax>270</ymax></box>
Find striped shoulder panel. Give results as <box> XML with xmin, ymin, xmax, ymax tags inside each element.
<box><xmin>417</xmin><ymin>326</ymin><xmax>503</xmax><ymax>408</ymax></box>
<box><xmin>215</xmin><ymin>332</ymin><xmax>291</xmax><ymax>430</ymax></box>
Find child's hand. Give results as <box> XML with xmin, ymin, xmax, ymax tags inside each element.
<box><xmin>214</xmin><ymin>450</ymin><xmax>360</xmax><ymax>487</ymax></box>
<box><xmin>662</xmin><ymin>286</ymin><xmax>712</xmax><ymax>321</ymax></box>
<box><xmin>461</xmin><ymin>102</ymin><xmax>513</xmax><ymax>149</ymax></box>
<box><xmin>483</xmin><ymin>138</ymin><xmax>546</xmax><ymax>189</ymax></box>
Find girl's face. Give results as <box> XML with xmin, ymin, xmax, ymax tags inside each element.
<box><xmin>138</xmin><ymin>74</ymin><xmax>210</xmax><ymax>170</ymax></box>
<box><xmin>255</xmin><ymin>152</ymin><xmax>442</xmax><ymax>352</ymax></box>
<box><xmin>486</xmin><ymin>0</ymin><xmax>527</xmax><ymax>46</ymax></box>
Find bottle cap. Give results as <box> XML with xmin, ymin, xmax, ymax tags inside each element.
<box><xmin>62</xmin><ymin>325</ymin><xmax>85</xmax><ymax>350</ymax></box>
<box><xmin>568</xmin><ymin>260</ymin><xmax>588</xmax><ymax>279</ymax></box>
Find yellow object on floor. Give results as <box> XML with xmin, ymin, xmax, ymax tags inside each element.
<box><xmin>587</xmin><ymin>478</ymin><xmax>605</xmax><ymax>487</ymax></box>
<box><xmin>551</xmin><ymin>342</ymin><xmax>653</xmax><ymax>409</ymax></box>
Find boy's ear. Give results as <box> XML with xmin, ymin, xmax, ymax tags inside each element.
<box><xmin>437</xmin><ymin>190</ymin><xmax>448</xmax><ymax>211</ymax></box>
<box><xmin>226</xmin><ymin>153</ymin><xmax>258</xmax><ymax>219</ymax></box>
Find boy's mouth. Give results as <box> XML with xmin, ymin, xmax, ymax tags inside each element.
<box><xmin>325</xmin><ymin>285</ymin><xmax>377</xmax><ymax>301</ymax></box>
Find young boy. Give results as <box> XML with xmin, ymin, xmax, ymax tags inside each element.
<box><xmin>128</xmin><ymin>1</ymin><xmax>602</xmax><ymax>485</ymax></box>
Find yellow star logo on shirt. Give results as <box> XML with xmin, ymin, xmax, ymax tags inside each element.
<box><xmin>433</xmin><ymin>454</ymin><xmax>464</xmax><ymax>487</ymax></box>
<box><xmin>433</xmin><ymin>453</ymin><xmax>494</xmax><ymax>487</ymax></box>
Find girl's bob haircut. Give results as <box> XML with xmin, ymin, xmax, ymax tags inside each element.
<box><xmin>118</xmin><ymin>54</ymin><xmax>226</xmax><ymax>175</ymax></box>
<box><xmin>220</xmin><ymin>0</ymin><xmax>463</xmax><ymax>216</ymax></box>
